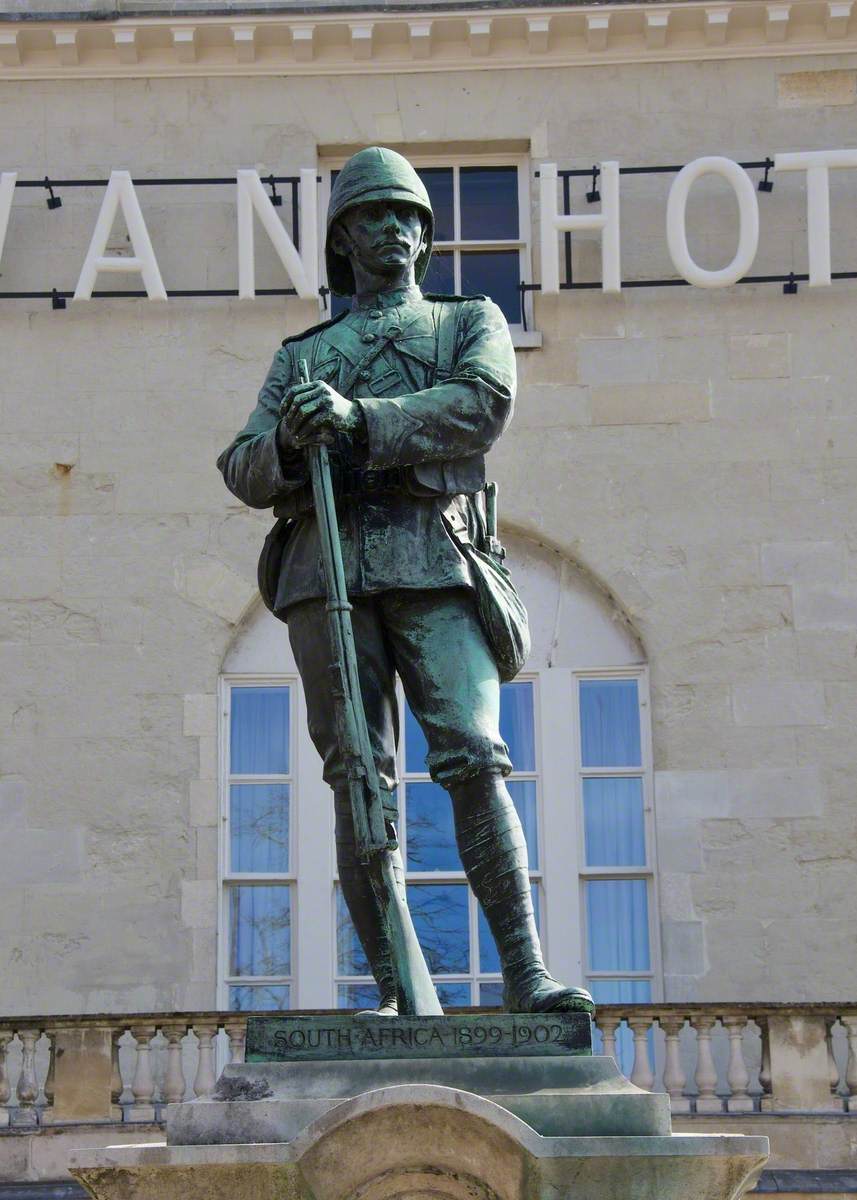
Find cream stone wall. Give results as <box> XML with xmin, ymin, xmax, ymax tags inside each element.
<box><xmin>2</xmin><ymin>49</ymin><xmax>857</xmax><ymax>1013</ymax></box>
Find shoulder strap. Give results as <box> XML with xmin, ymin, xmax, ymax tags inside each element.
<box><xmin>281</xmin><ymin>307</ymin><xmax>348</xmax><ymax>347</ymax></box>
<box><xmin>434</xmin><ymin>300</ymin><xmax>460</xmax><ymax>382</ymax></box>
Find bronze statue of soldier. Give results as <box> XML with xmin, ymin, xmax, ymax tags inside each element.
<box><xmin>218</xmin><ymin>146</ymin><xmax>594</xmax><ymax>1017</ymax></box>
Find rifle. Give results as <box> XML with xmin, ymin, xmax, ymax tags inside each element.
<box><xmin>300</xmin><ymin>359</ymin><xmax>442</xmax><ymax>1017</ymax></box>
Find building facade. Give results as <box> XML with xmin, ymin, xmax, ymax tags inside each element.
<box><xmin>1</xmin><ymin>0</ymin><xmax>857</xmax><ymax>1190</ymax></box>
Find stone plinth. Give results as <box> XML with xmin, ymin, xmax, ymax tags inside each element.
<box><xmin>70</xmin><ymin>1033</ymin><xmax>768</xmax><ymax>1200</ymax></box>
<box><xmin>71</xmin><ymin>1078</ymin><xmax>768</xmax><ymax>1200</ymax></box>
<box><xmin>169</xmin><ymin>1052</ymin><xmax>670</xmax><ymax>1143</ymax></box>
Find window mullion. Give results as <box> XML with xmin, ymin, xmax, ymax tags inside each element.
<box><xmin>537</xmin><ymin>667</ymin><xmax>582</xmax><ymax>987</ymax></box>
<box><xmin>452</xmin><ymin>165</ymin><xmax>463</xmax><ymax>293</ymax></box>
<box><xmin>294</xmin><ymin>678</ymin><xmax>334</xmax><ymax>1009</ymax></box>
<box><xmin>217</xmin><ymin>679</ymin><xmax>231</xmax><ymax>1008</ymax></box>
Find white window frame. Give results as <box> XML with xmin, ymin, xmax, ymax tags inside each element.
<box><xmin>217</xmin><ymin>673</ymin><xmax>336</xmax><ymax>1011</ymax></box>
<box><xmin>574</xmin><ymin>666</ymin><xmax>662</xmax><ymax>1001</ymax></box>
<box><xmin>318</xmin><ymin>151</ymin><xmax>541</xmax><ymax>348</ymax></box>
<box><xmin>218</xmin><ymin>665</ymin><xmax>661</xmax><ymax>1010</ymax></box>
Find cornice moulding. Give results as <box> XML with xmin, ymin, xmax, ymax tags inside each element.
<box><xmin>1</xmin><ymin>0</ymin><xmax>856</xmax><ymax>78</ymax></box>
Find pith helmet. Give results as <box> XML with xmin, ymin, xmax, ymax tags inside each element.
<box><xmin>326</xmin><ymin>147</ymin><xmax>434</xmax><ymax>296</ymax></box>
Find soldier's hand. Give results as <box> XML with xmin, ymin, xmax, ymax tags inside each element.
<box><xmin>276</xmin><ymin>414</ymin><xmax>300</xmax><ymax>454</ymax></box>
<box><xmin>279</xmin><ymin>380</ymin><xmax>363</xmax><ymax>447</ymax></box>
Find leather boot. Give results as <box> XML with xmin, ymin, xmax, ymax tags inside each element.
<box><xmin>449</xmin><ymin>770</ymin><xmax>594</xmax><ymax>1015</ymax></box>
<box><xmin>334</xmin><ymin>787</ymin><xmax>399</xmax><ymax>1016</ymax></box>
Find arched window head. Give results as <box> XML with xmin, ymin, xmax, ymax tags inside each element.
<box><xmin>218</xmin><ymin>533</ymin><xmax>657</xmax><ymax>1023</ymax></box>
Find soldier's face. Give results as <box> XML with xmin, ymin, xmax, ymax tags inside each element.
<box><xmin>333</xmin><ymin>201</ymin><xmax>427</xmax><ymax>276</ymax></box>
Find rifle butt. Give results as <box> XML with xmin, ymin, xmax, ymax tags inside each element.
<box><xmin>373</xmin><ymin>853</ymin><xmax>443</xmax><ymax>1016</ymax></box>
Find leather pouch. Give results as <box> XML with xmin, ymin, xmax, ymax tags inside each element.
<box><xmin>440</xmin><ymin>493</ymin><xmax>531</xmax><ymax>682</ymax></box>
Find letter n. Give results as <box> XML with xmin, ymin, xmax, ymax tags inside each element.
<box><xmin>237</xmin><ymin>168</ymin><xmax>319</xmax><ymax>300</ymax></box>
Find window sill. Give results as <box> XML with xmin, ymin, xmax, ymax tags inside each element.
<box><xmin>511</xmin><ymin>330</ymin><xmax>543</xmax><ymax>350</ymax></box>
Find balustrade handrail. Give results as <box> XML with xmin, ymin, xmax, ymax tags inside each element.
<box><xmin>1</xmin><ymin>1001</ymin><xmax>856</xmax><ymax>1028</ymax></box>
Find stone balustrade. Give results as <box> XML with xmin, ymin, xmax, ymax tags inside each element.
<box><xmin>0</xmin><ymin>1014</ymin><xmax>246</xmax><ymax>1128</ymax></box>
<box><xmin>595</xmin><ymin>1002</ymin><xmax>857</xmax><ymax>1115</ymax></box>
<box><xmin>0</xmin><ymin>1003</ymin><xmax>854</xmax><ymax>1126</ymax></box>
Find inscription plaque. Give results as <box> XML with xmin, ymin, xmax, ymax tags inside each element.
<box><xmin>246</xmin><ymin>1012</ymin><xmax>592</xmax><ymax>1063</ymax></box>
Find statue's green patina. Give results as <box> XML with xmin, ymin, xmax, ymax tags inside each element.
<box><xmin>217</xmin><ymin>146</ymin><xmax>594</xmax><ymax>1018</ymax></box>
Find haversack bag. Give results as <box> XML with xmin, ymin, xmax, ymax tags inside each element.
<box><xmin>257</xmin><ymin>516</ymin><xmax>294</xmax><ymax>615</ymax></box>
<box><xmin>440</xmin><ymin>486</ymin><xmax>531</xmax><ymax>682</ymax></box>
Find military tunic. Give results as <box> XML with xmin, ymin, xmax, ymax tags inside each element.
<box><xmin>217</xmin><ymin>285</ymin><xmax>516</xmax><ymax>613</ymax></box>
<box><xmin>217</xmin><ymin>285</ymin><xmax>517</xmax><ymax>798</ymax></box>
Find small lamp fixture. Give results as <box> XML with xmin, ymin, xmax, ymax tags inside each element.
<box><xmin>758</xmin><ymin>158</ymin><xmax>774</xmax><ymax>193</ymax></box>
<box><xmin>44</xmin><ymin>177</ymin><xmax>62</xmax><ymax>210</ymax></box>
<box><xmin>266</xmin><ymin>175</ymin><xmax>283</xmax><ymax>207</ymax></box>
<box><xmin>586</xmin><ymin>166</ymin><xmax>601</xmax><ymax>204</ymax></box>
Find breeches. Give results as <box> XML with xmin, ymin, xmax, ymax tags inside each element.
<box><xmin>286</xmin><ymin>587</ymin><xmax>513</xmax><ymax>814</ymax></box>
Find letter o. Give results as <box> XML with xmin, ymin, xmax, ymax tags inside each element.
<box><xmin>666</xmin><ymin>156</ymin><xmax>759</xmax><ymax>288</ymax></box>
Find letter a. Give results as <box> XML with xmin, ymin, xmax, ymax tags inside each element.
<box><xmin>74</xmin><ymin>170</ymin><xmax>166</xmax><ymax>301</ymax></box>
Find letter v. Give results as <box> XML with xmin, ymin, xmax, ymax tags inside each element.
<box><xmin>0</xmin><ymin>173</ymin><xmax>17</xmax><ymax>269</ymax></box>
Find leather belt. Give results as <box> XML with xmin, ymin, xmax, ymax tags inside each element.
<box><xmin>338</xmin><ymin>465</ymin><xmax>405</xmax><ymax>499</ymax></box>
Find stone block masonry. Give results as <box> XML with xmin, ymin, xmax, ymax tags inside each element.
<box><xmin>1</xmin><ymin>48</ymin><xmax>857</xmax><ymax>1014</ymax></box>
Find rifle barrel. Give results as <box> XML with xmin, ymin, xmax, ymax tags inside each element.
<box><xmin>297</xmin><ymin>358</ymin><xmax>442</xmax><ymax>1016</ymax></box>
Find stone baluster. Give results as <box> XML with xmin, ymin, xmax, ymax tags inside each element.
<box><xmin>193</xmin><ymin>1023</ymin><xmax>218</xmax><ymax>1098</ymax></box>
<box><xmin>758</xmin><ymin>1018</ymin><xmax>772</xmax><ymax>1108</ymax></box>
<box><xmin>13</xmin><ymin>1029</ymin><xmax>40</xmax><ymax>1127</ymax></box>
<box><xmin>161</xmin><ymin>1024</ymin><xmax>188</xmax><ymax>1105</ymax></box>
<box><xmin>111</xmin><ymin>1030</ymin><xmax>125</xmax><ymax>1113</ymax></box>
<box><xmin>128</xmin><ymin>1025</ymin><xmax>157</xmax><ymax>1121</ymax></box>
<box><xmin>659</xmin><ymin>1015</ymin><xmax>690</xmax><ymax>1113</ymax></box>
<box><xmin>842</xmin><ymin>1015</ymin><xmax>857</xmax><ymax>1112</ymax></box>
<box><xmin>691</xmin><ymin>1015</ymin><xmax>722</xmax><ymax>1113</ymax></box>
<box><xmin>827</xmin><ymin>1019</ymin><xmax>843</xmax><ymax>1109</ymax></box>
<box><xmin>226</xmin><ymin>1020</ymin><xmax>246</xmax><ymax>1065</ymax></box>
<box><xmin>627</xmin><ymin>1015</ymin><xmax>655</xmax><ymax>1092</ymax></box>
<box><xmin>723</xmin><ymin>1016</ymin><xmax>753</xmax><ymax>1112</ymax></box>
<box><xmin>0</xmin><ymin>1031</ymin><xmax>12</xmax><ymax>1127</ymax></box>
<box><xmin>43</xmin><ymin>1030</ymin><xmax>56</xmax><ymax>1117</ymax></box>
<box><xmin>597</xmin><ymin>1013</ymin><xmax>621</xmax><ymax>1063</ymax></box>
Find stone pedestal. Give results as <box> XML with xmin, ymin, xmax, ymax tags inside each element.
<box><xmin>69</xmin><ymin>1015</ymin><xmax>768</xmax><ymax>1200</ymax></box>
<box><xmin>41</xmin><ymin>1027</ymin><xmax>123</xmax><ymax>1125</ymax></box>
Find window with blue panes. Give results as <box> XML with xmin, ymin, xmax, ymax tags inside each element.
<box><xmin>578</xmin><ymin>676</ymin><xmax>655</xmax><ymax>1070</ymax></box>
<box><xmin>323</xmin><ymin>157</ymin><xmax>531</xmax><ymax>329</ymax></box>
<box><xmin>223</xmin><ymin>684</ymin><xmax>294</xmax><ymax>1012</ymax></box>
<box><xmin>220</xmin><ymin>667</ymin><xmax>655</xmax><ymax>1015</ymax></box>
<box><xmin>336</xmin><ymin>679</ymin><xmax>541</xmax><ymax>1008</ymax></box>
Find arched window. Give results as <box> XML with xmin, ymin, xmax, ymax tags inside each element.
<box><xmin>218</xmin><ymin>534</ymin><xmax>659</xmax><ymax>1011</ymax></box>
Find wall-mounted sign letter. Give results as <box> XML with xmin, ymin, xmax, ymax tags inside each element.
<box><xmin>539</xmin><ymin>161</ymin><xmax>621</xmax><ymax>294</ymax></box>
<box><xmin>0</xmin><ymin>172</ymin><xmax>17</xmax><ymax>268</ymax></box>
<box><xmin>774</xmin><ymin>148</ymin><xmax>857</xmax><ymax>287</ymax></box>
<box><xmin>666</xmin><ymin>157</ymin><xmax>759</xmax><ymax>288</ymax></box>
<box><xmin>236</xmin><ymin>168</ymin><xmax>319</xmax><ymax>300</ymax></box>
<box><xmin>73</xmin><ymin>170</ymin><xmax>167</xmax><ymax>301</ymax></box>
